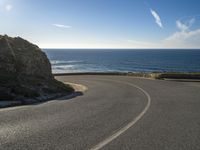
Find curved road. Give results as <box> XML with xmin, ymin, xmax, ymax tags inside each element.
<box><xmin>0</xmin><ymin>75</ymin><xmax>200</xmax><ymax>150</ymax></box>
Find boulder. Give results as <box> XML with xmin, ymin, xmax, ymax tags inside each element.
<box><xmin>0</xmin><ymin>35</ymin><xmax>52</xmax><ymax>78</ymax></box>
<box><xmin>0</xmin><ymin>35</ymin><xmax>74</xmax><ymax>102</ymax></box>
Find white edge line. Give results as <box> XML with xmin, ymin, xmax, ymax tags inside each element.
<box><xmin>89</xmin><ymin>79</ymin><xmax>151</xmax><ymax>150</ymax></box>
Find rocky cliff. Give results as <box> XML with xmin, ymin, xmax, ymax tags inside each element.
<box><xmin>0</xmin><ymin>35</ymin><xmax>74</xmax><ymax>102</ymax></box>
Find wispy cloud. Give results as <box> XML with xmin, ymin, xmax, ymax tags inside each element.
<box><xmin>166</xmin><ymin>29</ymin><xmax>200</xmax><ymax>41</ymax></box>
<box><xmin>164</xmin><ymin>17</ymin><xmax>200</xmax><ymax>48</ymax></box>
<box><xmin>150</xmin><ymin>9</ymin><xmax>163</xmax><ymax>28</ymax></box>
<box><xmin>52</xmin><ymin>24</ymin><xmax>71</xmax><ymax>29</ymax></box>
<box><xmin>189</xmin><ymin>18</ymin><xmax>195</xmax><ymax>26</ymax></box>
<box><xmin>176</xmin><ymin>20</ymin><xmax>188</xmax><ymax>31</ymax></box>
<box><xmin>176</xmin><ymin>18</ymin><xmax>195</xmax><ymax>31</ymax></box>
<box><xmin>164</xmin><ymin>29</ymin><xmax>200</xmax><ymax>48</ymax></box>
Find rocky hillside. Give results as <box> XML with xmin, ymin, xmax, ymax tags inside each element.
<box><xmin>0</xmin><ymin>35</ymin><xmax>74</xmax><ymax>102</ymax></box>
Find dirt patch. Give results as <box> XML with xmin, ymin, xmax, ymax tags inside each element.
<box><xmin>65</xmin><ymin>82</ymin><xmax>88</xmax><ymax>92</ymax></box>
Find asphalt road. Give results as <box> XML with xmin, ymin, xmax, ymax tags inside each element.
<box><xmin>0</xmin><ymin>75</ymin><xmax>200</xmax><ymax>150</ymax></box>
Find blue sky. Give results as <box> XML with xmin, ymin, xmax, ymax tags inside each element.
<box><xmin>0</xmin><ymin>0</ymin><xmax>200</xmax><ymax>48</ymax></box>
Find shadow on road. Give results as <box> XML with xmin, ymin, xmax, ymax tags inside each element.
<box><xmin>0</xmin><ymin>91</ymin><xmax>84</xmax><ymax>109</ymax></box>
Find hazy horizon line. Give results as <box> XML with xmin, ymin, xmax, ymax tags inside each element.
<box><xmin>42</xmin><ymin>48</ymin><xmax>200</xmax><ymax>50</ymax></box>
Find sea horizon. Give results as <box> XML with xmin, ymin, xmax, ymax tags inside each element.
<box><xmin>43</xmin><ymin>48</ymin><xmax>200</xmax><ymax>51</ymax></box>
<box><xmin>43</xmin><ymin>49</ymin><xmax>200</xmax><ymax>74</ymax></box>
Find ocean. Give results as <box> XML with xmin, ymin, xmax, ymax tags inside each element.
<box><xmin>43</xmin><ymin>49</ymin><xmax>200</xmax><ymax>74</ymax></box>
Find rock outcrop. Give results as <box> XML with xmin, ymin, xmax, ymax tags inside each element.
<box><xmin>0</xmin><ymin>35</ymin><xmax>74</xmax><ymax>102</ymax></box>
<box><xmin>0</xmin><ymin>35</ymin><xmax>52</xmax><ymax>78</ymax></box>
